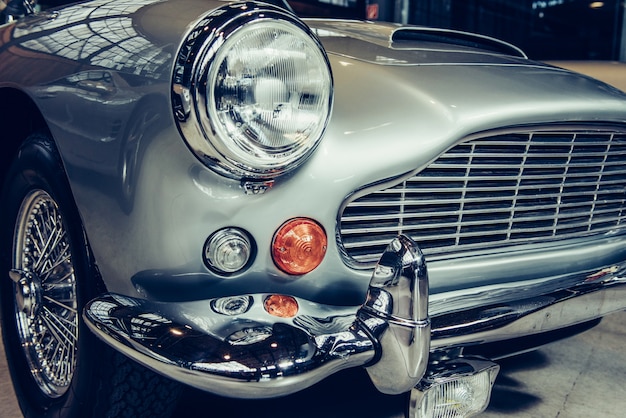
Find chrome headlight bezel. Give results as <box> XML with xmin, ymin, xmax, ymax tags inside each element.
<box><xmin>172</xmin><ymin>2</ymin><xmax>333</xmax><ymax>180</ymax></box>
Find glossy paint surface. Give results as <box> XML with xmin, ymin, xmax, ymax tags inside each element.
<box><xmin>1</xmin><ymin>0</ymin><xmax>626</xmax><ymax>310</ymax></box>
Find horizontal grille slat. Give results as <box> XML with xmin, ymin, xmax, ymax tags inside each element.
<box><xmin>343</xmin><ymin>223</ymin><xmax>624</xmax><ymax>250</ymax></box>
<box><xmin>341</xmin><ymin>219</ymin><xmax>626</xmax><ymax>240</ymax></box>
<box><xmin>432</xmin><ymin>152</ymin><xmax>626</xmax><ymax>160</ymax></box>
<box><xmin>342</xmin><ymin>202</ymin><xmax>626</xmax><ymax>223</ymax></box>
<box><xmin>364</xmin><ymin>182</ymin><xmax>626</xmax><ymax>195</ymax></box>
<box><xmin>402</xmin><ymin>171</ymin><xmax>626</xmax><ymax>182</ymax></box>
<box><xmin>342</xmin><ymin>210</ymin><xmax>626</xmax><ymax>235</ymax></box>
<box><xmin>339</xmin><ymin>128</ymin><xmax>626</xmax><ymax>264</ymax></box>
<box><xmin>346</xmin><ymin>189</ymin><xmax>626</xmax><ymax>207</ymax></box>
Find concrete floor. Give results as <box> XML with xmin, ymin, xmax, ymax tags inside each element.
<box><xmin>1</xmin><ymin>310</ymin><xmax>625</xmax><ymax>417</ymax></box>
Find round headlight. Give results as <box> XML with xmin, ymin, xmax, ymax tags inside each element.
<box><xmin>173</xmin><ymin>3</ymin><xmax>333</xmax><ymax>180</ymax></box>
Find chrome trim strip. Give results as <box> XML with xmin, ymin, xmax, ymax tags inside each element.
<box><xmin>431</xmin><ymin>276</ymin><xmax>626</xmax><ymax>350</ymax></box>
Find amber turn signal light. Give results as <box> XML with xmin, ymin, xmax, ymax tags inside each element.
<box><xmin>272</xmin><ymin>218</ymin><xmax>327</xmax><ymax>275</ymax></box>
<box><xmin>264</xmin><ymin>295</ymin><xmax>299</xmax><ymax>318</ymax></box>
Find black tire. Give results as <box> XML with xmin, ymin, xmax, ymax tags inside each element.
<box><xmin>0</xmin><ymin>133</ymin><xmax>181</xmax><ymax>418</ymax></box>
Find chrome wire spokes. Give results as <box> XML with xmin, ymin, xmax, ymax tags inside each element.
<box><xmin>12</xmin><ymin>189</ymin><xmax>78</xmax><ymax>398</ymax></box>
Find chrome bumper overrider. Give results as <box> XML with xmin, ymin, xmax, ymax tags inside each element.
<box><xmin>84</xmin><ymin>235</ymin><xmax>626</xmax><ymax>400</ymax></box>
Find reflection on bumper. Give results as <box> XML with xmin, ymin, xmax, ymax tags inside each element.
<box><xmin>84</xmin><ymin>235</ymin><xmax>430</xmax><ymax>398</ymax></box>
<box><xmin>84</xmin><ymin>235</ymin><xmax>626</xmax><ymax>399</ymax></box>
<box><xmin>431</xmin><ymin>270</ymin><xmax>626</xmax><ymax>350</ymax></box>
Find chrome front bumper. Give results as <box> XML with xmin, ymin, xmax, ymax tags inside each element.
<box><xmin>85</xmin><ymin>235</ymin><xmax>430</xmax><ymax>398</ymax></box>
<box><xmin>84</xmin><ymin>235</ymin><xmax>626</xmax><ymax>399</ymax></box>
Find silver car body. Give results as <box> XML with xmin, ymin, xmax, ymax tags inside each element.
<box><xmin>1</xmin><ymin>0</ymin><xmax>626</xmax><ymax>409</ymax></box>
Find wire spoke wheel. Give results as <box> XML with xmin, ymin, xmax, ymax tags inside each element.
<box><xmin>11</xmin><ymin>189</ymin><xmax>78</xmax><ymax>398</ymax></box>
<box><xmin>1</xmin><ymin>132</ymin><xmax>182</xmax><ymax>418</ymax></box>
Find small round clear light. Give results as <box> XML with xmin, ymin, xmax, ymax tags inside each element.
<box><xmin>211</xmin><ymin>295</ymin><xmax>253</xmax><ymax>316</ymax></box>
<box><xmin>226</xmin><ymin>326</ymin><xmax>273</xmax><ymax>345</ymax></box>
<box><xmin>204</xmin><ymin>228</ymin><xmax>254</xmax><ymax>274</ymax></box>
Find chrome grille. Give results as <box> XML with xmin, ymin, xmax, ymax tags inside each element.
<box><xmin>339</xmin><ymin>129</ymin><xmax>626</xmax><ymax>264</ymax></box>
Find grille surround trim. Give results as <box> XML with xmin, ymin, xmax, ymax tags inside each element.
<box><xmin>338</xmin><ymin>124</ymin><xmax>626</xmax><ymax>268</ymax></box>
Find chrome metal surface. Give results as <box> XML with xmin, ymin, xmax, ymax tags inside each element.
<box><xmin>359</xmin><ymin>235</ymin><xmax>430</xmax><ymax>395</ymax></box>
<box><xmin>430</xmin><ymin>268</ymin><xmax>626</xmax><ymax>350</ymax></box>
<box><xmin>171</xmin><ymin>1</ymin><xmax>332</xmax><ymax>180</ymax></box>
<box><xmin>11</xmin><ymin>190</ymin><xmax>78</xmax><ymax>398</ymax></box>
<box><xmin>85</xmin><ymin>292</ymin><xmax>375</xmax><ymax>398</ymax></box>
<box><xmin>84</xmin><ymin>235</ymin><xmax>429</xmax><ymax>398</ymax></box>
<box><xmin>340</xmin><ymin>125</ymin><xmax>626</xmax><ymax>265</ymax></box>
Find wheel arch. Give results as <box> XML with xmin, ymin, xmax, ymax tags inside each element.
<box><xmin>0</xmin><ymin>87</ymin><xmax>51</xmax><ymax>189</ymax></box>
<box><xmin>0</xmin><ymin>89</ymin><xmax>108</xmax><ymax>294</ymax></box>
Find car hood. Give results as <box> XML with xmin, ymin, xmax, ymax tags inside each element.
<box><xmin>294</xmin><ymin>20</ymin><xmax>626</xmax><ymax>192</ymax></box>
<box><xmin>546</xmin><ymin>61</ymin><xmax>626</xmax><ymax>92</ymax></box>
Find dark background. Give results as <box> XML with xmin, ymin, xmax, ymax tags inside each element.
<box><xmin>289</xmin><ymin>0</ymin><xmax>625</xmax><ymax>61</ymax></box>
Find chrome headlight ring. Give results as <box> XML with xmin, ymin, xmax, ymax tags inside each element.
<box><xmin>172</xmin><ymin>2</ymin><xmax>333</xmax><ymax>180</ymax></box>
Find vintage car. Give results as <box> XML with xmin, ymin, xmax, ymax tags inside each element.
<box><xmin>1</xmin><ymin>0</ymin><xmax>626</xmax><ymax>417</ymax></box>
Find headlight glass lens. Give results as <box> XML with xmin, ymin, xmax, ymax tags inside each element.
<box><xmin>205</xmin><ymin>19</ymin><xmax>332</xmax><ymax>175</ymax></box>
